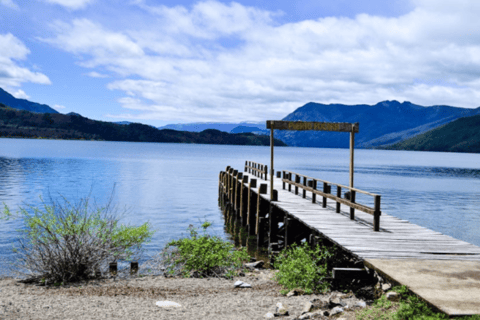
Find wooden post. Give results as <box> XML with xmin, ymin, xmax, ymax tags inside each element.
<box><xmin>288</xmin><ymin>173</ymin><xmax>292</xmax><ymax>192</ymax></box>
<box><xmin>256</xmin><ymin>184</ymin><xmax>268</xmax><ymax>234</ymax></box>
<box><xmin>270</xmin><ymin>126</ymin><xmax>274</xmax><ymax>200</ymax></box>
<box><xmin>295</xmin><ymin>174</ymin><xmax>300</xmax><ymax>195</ymax></box>
<box><xmin>350</xmin><ymin>190</ymin><xmax>356</xmax><ymax>220</ymax></box>
<box><xmin>282</xmin><ymin>171</ymin><xmax>286</xmax><ymax>190</ymax></box>
<box><xmin>244</xmin><ymin>161</ymin><xmax>248</xmax><ymax>172</ymax></box>
<box><xmin>323</xmin><ymin>182</ymin><xmax>328</xmax><ymax>208</ymax></box>
<box><xmin>130</xmin><ymin>261</ymin><xmax>139</xmax><ymax>274</ymax></box>
<box><xmin>257</xmin><ymin>217</ymin><xmax>265</xmax><ymax>247</ymax></box>
<box><xmin>312</xmin><ymin>179</ymin><xmax>317</xmax><ymax>204</ymax></box>
<box><xmin>374</xmin><ymin>195</ymin><xmax>381</xmax><ymax>231</ymax></box>
<box><xmin>272</xmin><ymin>189</ymin><xmax>278</xmax><ymax>201</ymax></box>
<box><xmin>302</xmin><ymin>177</ymin><xmax>307</xmax><ymax>198</ymax></box>
<box><xmin>247</xmin><ymin>180</ymin><xmax>257</xmax><ymax>235</ymax></box>
<box><xmin>109</xmin><ymin>262</ymin><xmax>117</xmax><ymax>275</ymax></box>
<box><xmin>350</xmin><ymin>128</ymin><xmax>355</xmax><ymax>189</ymax></box>
<box><xmin>276</xmin><ymin>171</ymin><xmax>281</xmax><ymax>178</ymax></box>
<box><xmin>284</xmin><ymin>216</ymin><xmax>294</xmax><ymax>248</ymax></box>
<box><xmin>241</xmin><ymin>176</ymin><xmax>248</xmax><ymax>226</ymax></box>
<box><xmin>336</xmin><ymin>186</ymin><xmax>341</xmax><ymax>213</ymax></box>
<box><xmin>235</xmin><ymin>172</ymin><xmax>243</xmax><ymax>211</ymax></box>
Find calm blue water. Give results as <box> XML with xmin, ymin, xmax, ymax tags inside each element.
<box><xmin>1</xmin><ymin>138</ymin><xmax>480</xmax><ymax>275</ymax></box>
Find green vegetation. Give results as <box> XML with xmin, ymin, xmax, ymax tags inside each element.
<box><xmin>0</xmin><ymin>104</ymin><xmax>286</xmax><ymax>146</ymax></box>
<box><xmin>162</xmin><ymin>222</ymin><xmax>249</xmax><ymax>278</ymax></box>
<box><xmin>358</xmin><ymin>286</ymin><xmax>480</xmax><ymax>320</ymax></box>
<box><xmin>274</xmin><ymin>242</ymin><xmax>332</xmax><ymax>294</ymax></box>
<box><xmin>2</xmin><ymin>196</ymin><xmax>153</xmax><ymax>284</ymax></box>
<box><xmin>385</xmin><ymin>114</ymin><xmax>480</xmax><ymax>153</ymax></box>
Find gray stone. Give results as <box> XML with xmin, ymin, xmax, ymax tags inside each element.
<box><xmin>355</xmin><ymin>301</ymin><xmax>367</xmax><ymax>308</ymax></box>
<box><xmin>330</xmin><ymin>297</ymin><xmax>347</xmax><ymax>308</ymax></box>
<box><xmin>302</xmin><ymin>301</ymin><xmax>313</xmax><ymax>314</ymax></box>
<box><xmin>386</xmin><ymin>292</ymin><xmax>400</xmax><ymax>301</ymax></box>
<box><xmin>156</xmin><ymin>301</ymin><xmax>181</xmax><ymax>308</ymax></box>
<box><xmin>264</xmin><ymin>312</ymin><xmax>275</xmax><ymax>319</ymax></box>
<box><xmin>286</xmin><ymin>288</ymin><xmax>304</xmax><ymax>297</ymax></box>
<box><xmin>240</xmin><ymin>282</ymin><xmax>252</xmax><ymax>288</ymax></box>
<box><xmin>234</xmin><ymin>281</ymin><xmax>244</xmax><ymax>288</ymax></box>
<box><xmin>298</xmin><ymin>313</ymin><xmax>312</xmax><ymax>320</ymax></box>
<box><xmin>245</xmin><ymin>261</ymin><xmax>265</xmax><ymax>270</ymax></box>
<box><xmin>382</xmin><ymin>283</ymin><xmax>392</xmax><ymax>291</ymax></box>
<box><xmin>275</xmin><ymin>302</ymin><xmax>289</xmax><ymax>316</ymax></box>
<box><xmin>330</xmin><ymin>306</ymin><xmax>344</xmax><ymax>316</ymax></box>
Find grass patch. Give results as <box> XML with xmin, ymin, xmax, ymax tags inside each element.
<box><xmin>162</xmin><ymin>221</ymin><xmax>249</xmax><ymax>278</ymax></box>
<box><xmin>273</xmin><ymin>242</ymin><xmax>332</xmax><ymax>294</ymax></box>
<box><xmin>357</xmin><ymin>285</ymin><xmax>480</xmax><ymax>320</ymax></box>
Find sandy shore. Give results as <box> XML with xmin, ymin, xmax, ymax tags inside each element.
<box><xmin>0</xmin><ymin>270</ymin><xmax>366</xmax><ymax>320</ymax></box>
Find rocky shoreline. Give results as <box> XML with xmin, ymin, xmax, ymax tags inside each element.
<box><xmin>0</xmin><ymin>266</ymin><xmax>388</xmax><ymax>320</ymax></box>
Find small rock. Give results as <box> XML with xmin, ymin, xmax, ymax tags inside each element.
<box><xmin>330</xmin><ymin>297</ymin><xmax>347</xmax><ymax>308</ymax></box>
<box><xmin>386</xmin><ymin>292</ymin><xmax>400</xmax><ymax>301</ymax></box>
<box><xmin>245</xmin><ymin>261</ymin><xmax>265</xmax><ymax>270</ymax></box>
<box><xmin>234</xmin><ymin>281</ymin><xmax>244</xmax><ymax>288</ymax></box>
<box><xmin>275</xmin><ymin>302</ymin><xmax>289</xmax><ymax>316</ymax></box>
<box><xmin>355</xmin><ymin>301</ymin><xmax>367</xmax><ymax>308</ymax></box>
<box><xmin>302</xmin><ymin>301</ymin><xmax>313</xmax><ymax>314</ymax></box>
<box><xmin>264</xmin><ymin>312</ymin><xmax>275</xmax><ymax>319</ymax></box>
<box><xmin>156</xmin><ymin>301</ymin><xmax>181</xmax><ymax>308</ymax></box>
<box><xmin>310</xmin><ymin>297</ymin><xmax>329</xmax><ymax>309</ymax></box>
<box><xmin>382</xmin><ymin>283</ymin><xmax>392</xmax><ymax>291</ymax></box>
<box><xmin>330</xmin><ymin>306</ymin><xmax>344</xmax><ymax>316</ymax></box>
<box><xmin>298</xmin><ymin>313</ymin><xmax>312</xmax><ymax>319</ymax></box>
<box><xmin>286</xmin><ymin>288</ymin><xmax>304</xmax><ymax>297</ymax></box>
<box><xmin>240</xmin><ymin>282</ymin><xmax>252</xmax><ymax>288</ymax></box>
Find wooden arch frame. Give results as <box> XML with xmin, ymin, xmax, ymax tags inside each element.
<box><xmin>266</xmin><ymin>120</ymin><xmax>359</xmax><ymax>201</ymax></box>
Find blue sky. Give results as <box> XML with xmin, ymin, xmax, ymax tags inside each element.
<box><xmin>1</xmin><ymin>0</ymin><xmax>480</xmax><ymax>126</ymax></box>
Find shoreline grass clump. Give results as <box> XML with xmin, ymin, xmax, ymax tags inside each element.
<box><xmin>162</xmin><ymin>221</ymin><xmax>249</xmax><ymax>278</ymax></box>
<box><xmin>2</xmin><ymin>195</ymin><xmax>153</xmax><ymax>285</ymax></box>
<box><xmin>274</xmin><ymin>242</ymin><xmax>332</xmax><ymax>294</ymax></box>
<box><xmin>357</xmin><ymin>285</ymin><xmax>480</xmax><ymax>320</ymax></box>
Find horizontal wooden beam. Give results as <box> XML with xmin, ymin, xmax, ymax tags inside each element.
<box><xmin>266</xmin><ymin>120</ymin><xmax>359</xmax><ymax>133</ymax></box>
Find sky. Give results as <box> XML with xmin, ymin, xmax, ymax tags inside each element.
<box><xmin>1</xmin><ymin>0</ymin><xmax>480</xmax><ymax>127</ymax></box>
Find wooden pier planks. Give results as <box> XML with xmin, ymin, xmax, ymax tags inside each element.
<box><xmin>241</xmin><ymin>172</ymin><xmax>480</xmax><ymax>261</ymax></box>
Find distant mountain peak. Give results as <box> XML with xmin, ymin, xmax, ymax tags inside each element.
<box><xmin>0</xmin><ymin>87</ymin><xmax>58</xmax><ymax>114</ymax></box>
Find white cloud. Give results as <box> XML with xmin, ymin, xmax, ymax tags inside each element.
<box><xmin>42</xmin><ymin>0</ymin><xmax>480</xmax><ymax>122</ymax></box>
<box><xmin>0</xmin><ymin>33</ymin><xmax>51</xmax><ymax>89</ymax></box>
<box><xmin>0</xmin><ymin>0</ymin><xmax>18</xmax><ymax>9</ymax></box>
<box><xmin>43</xmin><ymin>0</ymin><xmax>94</xmax><ymax>10</ymax></box>
<box><xmin>53</xmin><ymin>104</ymin><xmax>66</xmax><ymax>110</ymax></box>
<box><xmin>85</xmin><ymin>71</ymin><xmax>108</xmax><ymax>78</ymax></box>
<box><xmin>11</xmin><ymin>89</ymin><xmax>29</xmax><ymax>99</ymax></box>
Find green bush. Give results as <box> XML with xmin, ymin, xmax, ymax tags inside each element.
<box><xmin>358</xmin><ymin>285</ymin><xmax>480</xmax><ymax>320</ymax></box>
<box><xmin>164</xmin><ymin>222</ymin><xmax>249</xmax><ymax>278</ymax></box>
<box><xmin>274</xmin><ymin>242</ymin><xmax>332</xmax><ymax>294</ymax></box>
<box><xmin>2</xmin><ymin>195</ymin><xmax>153</xmax><ymax>284</ymax></box>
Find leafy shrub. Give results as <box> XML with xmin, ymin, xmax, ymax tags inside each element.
<box><xmin>163</xmin><ymin>222</ymin><xmax>249</xmax><ymax>278</ymax></box>
<box><xmin>2</xmin><ymin>195</ymin><xmax>153</xmax><ymax>284</ymax></box>
<box><xmin>274</xmin><ymin>242</ymin><xmax>332</xmax><ymax>294</ymax></box>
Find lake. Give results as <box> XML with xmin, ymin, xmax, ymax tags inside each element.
<box><xmin>1</xmin><ymin>138</ymin><xmax>480</xmax><ymax>276</ymax></box>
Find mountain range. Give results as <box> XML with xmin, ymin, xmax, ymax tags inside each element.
<box><xmin>2</xmin><ymin>86</ymin><xmax>480</xmax><ymax>152</ymax></box>
<box><xmin>275</xmin><ymin>100</ymin><xmax>480</xmax><ymax>148</ymax></box>
<box><xmin>0</xmin><ymin>88</ymin><xmax>58</xmax><ymax>114</ymax></box>
<box><xmin>384</xmin><ymin>114</ymin><xmax>480</xmax><ymax>153</ymax></box>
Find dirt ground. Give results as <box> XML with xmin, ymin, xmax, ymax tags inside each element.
<box><xmin>0</xmin><ymin>270</ymin><xmax>365</xmax><ymax>320</ymax></box>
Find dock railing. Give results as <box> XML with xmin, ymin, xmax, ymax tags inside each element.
<box><xmin>245</xmin><ymin>161</ymin><xmax>268</xmax><ymax>181</ymax></box>
<box><xmin>282</xmin><ymin>170</ymin><xmax>382</xmax><ymax>231</ymax></box>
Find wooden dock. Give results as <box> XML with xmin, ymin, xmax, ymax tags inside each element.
<box><xmin>219</xmin><ymin>162</ymin><xmax>480</xmax><ymax>316</ymax></box>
